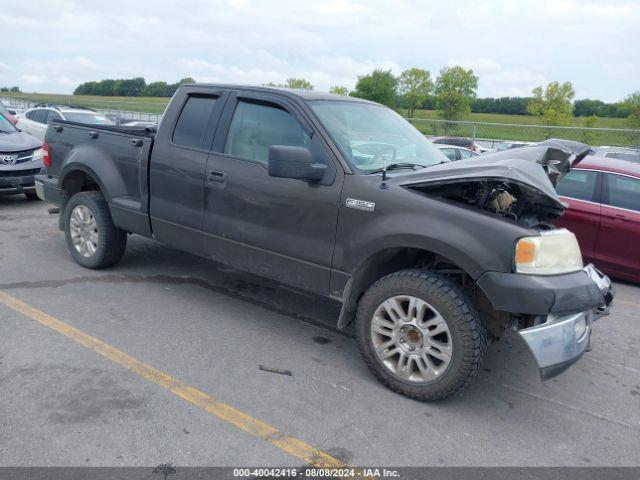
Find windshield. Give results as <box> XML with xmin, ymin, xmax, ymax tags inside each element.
<box><xmin>310</xmin><ymin>101</ymin><xmax>448</xmax><ymax>172</ymax></box>
<box><xmin>0</xmin><ymin>113</ymin><xmax>17</xmax><ymax>133</ymax></box>
<box><xmin>64</xmin><ymin>112</ymin><xmax>114</xmax><ymax>125</ymax></box>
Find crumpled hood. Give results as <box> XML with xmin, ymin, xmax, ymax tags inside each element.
<box><xmin>391</xmin><ymin>139</ymin><xmax>590</xmax><ymax>210</ymax></box>
<box><xmin>0</xmin><ymin>130</ymin><xmax>42</xmax><ymax>153</ymax></box>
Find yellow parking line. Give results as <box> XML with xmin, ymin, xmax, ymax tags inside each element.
<box><xmin>0</xmin><ymin>290</ymin><xmax>345</xmax><ymax>468</ymax></box>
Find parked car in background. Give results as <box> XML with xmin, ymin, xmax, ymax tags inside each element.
<box><xmin>0</xmin><ymin>101</ymin><xmax>18</xmax><ymax>125</ymax></box>
<box><xmin>0</xmin><ymin>113</ymin><xmax>44</xmax><ymax>200</ymax></box>
<box><xmin>496</xmin><ymin>141</ymin><xmax>531</xmax><ymax>151</ymax></box>
<box><xmin>436</xmin><ymin>144</ymin><xmax>479</xmax><ymax>161</ymax></box>
<box><xmin>17</xmin><ymin>104</ymin><xmax>114</xmax><ymax>141</ymax></box>
<box><xmin>555</xmin><ymin>156</ymin><xmax>640</xmax><ymax>283</ymax></box>
<box><xmin>430</xmin><ymin>136</ymin><xmax>477</xmax><ymax>152</ymax></box>
<box><xmin>589</xmin><ymin>146</ymin><xmax>640</xmax><ymax>163</ymax></box>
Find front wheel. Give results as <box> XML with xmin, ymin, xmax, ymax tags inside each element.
<box><xmin>356</xmin><ymin>269</ymin><xmax>487</xmax><ymax>401</ymax></box>
<box><xmin>64</xmin><ymin>191</ymin><xmax>127</xmax><ymax>269</ymax></box>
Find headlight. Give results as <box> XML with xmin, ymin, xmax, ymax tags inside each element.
<box><xmin>32</xmin><ymin>147</ymin><xmax>45</xmax><ymax>162</ymax></box>
<box><xmin>515</xmin><ymin>229</ymin><xmax>583</xmax><ymax>275</ymax></box>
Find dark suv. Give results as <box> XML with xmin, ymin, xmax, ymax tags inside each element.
<box><xmin>0</xmin><ymin>112</ymin><xmax>43</xmax><ymax>199</ymax></box>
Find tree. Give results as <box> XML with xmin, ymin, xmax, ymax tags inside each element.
<box><xmin>623</xmin><ymin>91</ymin><xmax>640</xmax><ymax>128</ymax></box>
<box><xmin>397</xmin><ymin>68</ymin><xmax>432</xmax><ymax>118</ymax></box>
<box><xmin>351</xmin><ymin>69</ymin><xmax>398</xmax><ymax>107</ymax></box>
<box><xmin>527</xmin><ymin>81</ymin><xmax>575</xmax><ymax>126</ymax></box>
<box><xmin>580</xmin><ymin>114</ymin><xmax>598</xmax><ymax>144</ymax></box>
<box><xmin>284</xmin><ymin>78</ymin><xmax>314</xmax><ymax>90</ymax></box>
<box><xmin>434</xmin><ymin>66</ymin><xmax>478</xmax><ymax>121</ymax></box>
<box><xmin>329</xmin><ymin>85</ymin><xmax>349</xmax><ymax>96</ymax></box>
<box><xmin>143</xmin><ymin>81</ymin><xmax>169</xmax><ymax>97</ymax></box>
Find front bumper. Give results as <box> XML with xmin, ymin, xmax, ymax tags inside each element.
<box><xmin>0</xmin><ymin>170</ymin><xmax>42</xmax><ymax>195</ymax></box>
<box><xmin>518</xmin><ymin>264</ymin><xmax>614</xmax><ymax>380</ymax></box>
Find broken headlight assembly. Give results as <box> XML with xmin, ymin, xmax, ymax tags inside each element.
<box><xmin>515</xmin><ymin>229</ymin><xmax>583</xmax><ymax>275</ymax></box>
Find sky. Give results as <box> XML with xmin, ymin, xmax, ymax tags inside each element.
<box><xmin>0</xmin><ymin>0</ymin><xmax>638</xmax><ymax>102</ymax></box>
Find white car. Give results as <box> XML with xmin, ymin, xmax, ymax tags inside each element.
<box><xmin>590</xmin><ymin>146</ymin><xmax>640</xmax><ymax>162</ymax></box>
<box><xmin>436</xmin><ymin>144</ymin><xmax>479</xmax><ymax>161</ymax></box>
<box><xmin>16</xmin><ymin>104</ymin><xmax>114</xmax><ymax>142</ymax></box>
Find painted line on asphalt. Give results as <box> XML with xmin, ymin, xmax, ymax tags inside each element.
<box><xmin>0</xmin><ymin>290</ymin><xmax>345</xmax><ymax>468</ymax></box>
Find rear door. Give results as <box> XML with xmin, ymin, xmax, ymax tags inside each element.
<box><xmin>555</xmin><ymin>169</ymin><xmax>602</xmax><ymax>260</ymax></box>
<box><xmin>202</xmin><ymin>92</ymin><xmax>342</xmax><ymax>294</ymax></box>
<box><xmin>595</xmin><ymin>173</ymin><xmax>640</xmax><ymax>279</ymax></box>
<box><xmin>149</xmin><ymin>90</ymin><xmax>227</xmax><ymax>255</ymax></box>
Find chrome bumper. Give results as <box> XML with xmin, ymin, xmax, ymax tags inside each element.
<box><xmin>518</xmin><ymin>264</ymin><xmax>614</xmax><ymax>380</ymax></box>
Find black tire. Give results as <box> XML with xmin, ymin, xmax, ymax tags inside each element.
<box><xmin>356</xmin><ymin>269</ymin><xmax>487</xmax><ymax>401</ymax></box>
<box><xmin>24</xmin><ymin>191</ymin><xmax>39</xmax><ymax>201</ymax></box>
<box><xmin>64</xmin><ymin>191</ymin><xmax>127</xmax><ymax>269</ymax></box>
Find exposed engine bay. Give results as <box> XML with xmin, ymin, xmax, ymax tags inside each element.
<box><xmin>409</xmin><ymin>179</ymin><xmax>563</xmax><ymax>229</ymax></box>
<box><xmin>399</xmin><ymin>139</ymin><xmax>592</xmax><ymax>230</ymax></box>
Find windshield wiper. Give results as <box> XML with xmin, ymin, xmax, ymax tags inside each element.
<box><xmin>366</xmin><ymin>163</ymin><xmax>427</xmax><ymax>174</ymax></box>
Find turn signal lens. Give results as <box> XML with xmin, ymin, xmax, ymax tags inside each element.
<box><xmin>515</xmin><ymin>229</ymin><xmax>583</xmax><ymax>275</ymax></box>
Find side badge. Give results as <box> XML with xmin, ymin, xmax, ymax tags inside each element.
<box><xmin>346</xmin><ymin>198</ymin><xmax>375</xmax><ymax>212</ymax></box>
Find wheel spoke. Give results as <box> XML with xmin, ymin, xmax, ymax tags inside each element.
<box><xmin>382</xmin><ymin>298</ymin><xmax>405</xmax><ymax>322</ymax></box>
<box><xmin>378</xmin><ymin>346</ymin><xmax>400</xmax><ymax>360</ymax></box>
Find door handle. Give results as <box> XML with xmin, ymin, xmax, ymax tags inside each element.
<box><xmin>207</xmin><ymin>170</ymin><xmax>227</xmax><ymax>183</ymax></box>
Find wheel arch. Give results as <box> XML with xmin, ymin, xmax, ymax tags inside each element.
<box><xmin>338</xmin><ymin>246</ymin><xmax>472</xmax><ymax>328</ymax></box>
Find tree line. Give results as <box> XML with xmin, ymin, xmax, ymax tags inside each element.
<box><xmin>73</xmin><ymin>77</ymin><xmax>195</xmax><ymax>97</ymax></box>
<box><xmin>68</xmin><ymin>72</ymin><xmax>640</xmax><ymax>128</ymax></box>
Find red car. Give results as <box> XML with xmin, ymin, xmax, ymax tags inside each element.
<box><xmin>0</xmin><ymin>102</ymin><xmax>18</xmax><ymax>125</ymax></box>
<box><xmin>555</xmin><ymin>156</ymin><xmax>640</xmax><ymax>283</ymax></box>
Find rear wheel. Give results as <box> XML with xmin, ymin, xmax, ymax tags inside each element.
<box><xmin>64</xmin><ymin>191</ymin><xmax>127</xmax><ymax>269</ymax></box>
<box><xmin>356</xmin><ymin>269</ymin><xmax>487</xmax><ymax>401</ymax></box>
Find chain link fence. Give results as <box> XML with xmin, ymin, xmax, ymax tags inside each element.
<box><xmin>3</xmin><ymin>95</ymin><xmax>640</xmax><ymax>150</ymax></box>
<box><xmin>1</xmin><ymin>96</ymin><xmax>165</xmax><ymax>122</ymax></box>
<box><xmin>407</xmin><ymin>118</ymin><xmax>640</xmax><ymax>151</ymax></box>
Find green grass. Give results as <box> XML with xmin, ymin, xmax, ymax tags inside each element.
<box><xmin>401</xmin><ymin>109</ymin><xmax>639</xmax><ymax>147</ymax></box>
<box><xmin>3</xmin><ymin>92</ymin><xmax>638</xmax><ymax>146</ymax></box>
<box><xmin>2</xmin><ymin>92</ymin><xmax>169</xmax><ymax>113</ymax></box>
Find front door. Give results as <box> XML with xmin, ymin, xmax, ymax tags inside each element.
<box><xmin>203</xmin><ymin>93</ymin><xmax>342</xmax><ymax>294</ymax></box>
<box><xmin>555</xmin><ymin>169</ymin><xmax>602</xmax><ymax>261</ymax></box>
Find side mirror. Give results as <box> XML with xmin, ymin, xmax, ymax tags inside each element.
<box><xmin>268</xmin><ymin>145</ymin><xmax>326</xmax><ymax>182</ymax></box>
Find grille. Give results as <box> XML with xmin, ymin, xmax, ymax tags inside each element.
<box><xmin>15</xmin><ymin>149</ymin><xmax>36</xmax><ymax>164</ymax></box>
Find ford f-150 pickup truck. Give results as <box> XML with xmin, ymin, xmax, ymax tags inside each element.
<box><xmin>35</xmin><ymin>84</ymin><xmax>614</xmax><ymax>401</ymax></box>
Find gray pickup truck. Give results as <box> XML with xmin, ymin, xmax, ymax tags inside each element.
<box><xmin>36</xmin><ymin>84</ymin><xmax>613</xmax><ymax>401</ymax></box>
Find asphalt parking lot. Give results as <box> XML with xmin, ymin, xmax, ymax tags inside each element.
<box><xmin>1</xmin><ymin>195</ymin><xmax>639</xmax><ymax>468</ymax></box>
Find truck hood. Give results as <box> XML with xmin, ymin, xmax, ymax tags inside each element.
<box><xmin>0</xmin><ymin>130</ymin><xmax>42</xmax><ymax>153</ymax></box>
<box><xmin>395</xmin><ymin>139</ymin><xmax>591</xmax><ymax>227</ymax></box>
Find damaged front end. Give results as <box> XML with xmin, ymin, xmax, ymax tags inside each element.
<box><xmin>401</xmin><ymin>139</ymin><xmax>591</xmax><ymax>228</ymax></box>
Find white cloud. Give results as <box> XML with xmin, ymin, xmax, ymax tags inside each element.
<box><xmin>0</xmin><ymin>0</ymin><xmax>638</xmax><ymax>101</ymax></box>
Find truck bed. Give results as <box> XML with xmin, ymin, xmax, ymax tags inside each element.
<box><xmin>44</xmin><ymin>119</ymin><xmax>155</xmax><ymax>236</ymax></box>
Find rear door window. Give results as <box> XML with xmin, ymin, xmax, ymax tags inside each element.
<box><xmin>223</xmin><ymin>99</ymin><xmax>310</xmax><ymax>164</ymax></box>
<box><xmin>556</xmin><ymin>170</ymin><xmax>598</xmax><ymax>202</ymax></box>
<box><xmin>172</xmin><ymin>96</ymin><xmax>217</xmax><ymax>149</ymax></box>
<box><xmin>605</xmin><ymin>174</ymin><xmax>640</xmax><ymax>212</ymax></box>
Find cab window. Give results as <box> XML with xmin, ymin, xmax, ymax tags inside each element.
<box><xmin>224</xmin><ymin>99</ymin><xmax>310</xmax><ymax>164</ymax></box>
<box><xmin>172</xmin><ymin>96</ymin><xmax>217</xmax><ymax>149</ymax></box>
<box><xmin>556</xmin><ymin>170</ymin><xmax>598</xmax><ymax>202</ymax></box>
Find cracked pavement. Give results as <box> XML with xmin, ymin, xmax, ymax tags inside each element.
<box><xmin>1</xmin><ymin>195</ymin><xmax>639</xmax><ymax>467</ymax></box>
